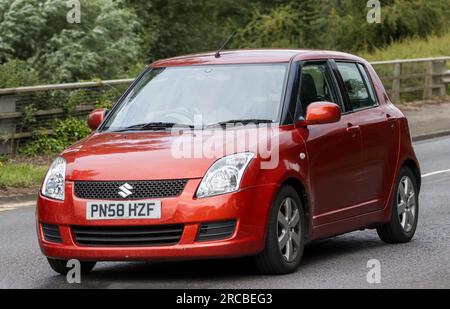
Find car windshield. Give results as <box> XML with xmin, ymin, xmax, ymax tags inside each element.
<box><xmin>102</xmin><ymin>63</ymin><xmax>288</xmax><ymax>131</ymax></box>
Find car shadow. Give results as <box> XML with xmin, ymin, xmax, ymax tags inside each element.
<box><xmin>40</xmin><ymin>231</ymin><xmax>387</xmax><ymax>288</ymax></box>
<box><xmin>301</xmin><ymin>231</ymin><xmax>384</xmax><ymax>266</ymax></box>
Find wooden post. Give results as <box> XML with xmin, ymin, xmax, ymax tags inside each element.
<box><xmin>0</xmin><ymin>94</ymin><xmax>17</xmax><ymax>155</ymax></box>
<box><xmin>432</xmin><ymin>60</ymin><xmax>446</xmax><ymax>98</ymax></box>
<box><xmin>391</xmin><ymin>63</ymin><xmax>401</xmax><ymax>104</ymax></box>
<box><xmin>424</xmin><ymin>61</ymin><xmax>434</xmax><ymax>101</ymax></box>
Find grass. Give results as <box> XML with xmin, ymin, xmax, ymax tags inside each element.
<box><xmin>359</xmin><ymin>33</ymin><xmax>450</xmax><ymax>62</ymax></box>
<box><xmin>358</xmin><ymin>32</ymin><xmax>450</xmax><ymax>103</ymax></box>
<box><xmin>0</xmin><ymin>162</ymin><xmax>47</xmax><ymax>189</ymax></box>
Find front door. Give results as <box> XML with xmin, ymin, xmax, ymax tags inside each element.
<box><xmin>297</xmin><ymin>62</ymin><xmax>366</xmax><ymax>226</ymax></box>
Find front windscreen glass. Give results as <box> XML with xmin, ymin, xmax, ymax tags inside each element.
<box><xmin>102</xmin><ymin>63</ymin><xmax>288</xmax><ymax>131</ymax></box>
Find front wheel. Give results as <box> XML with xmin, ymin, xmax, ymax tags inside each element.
<box><xmin>47</xmin><ymin>258</ymin><xmax>96</xmax><ymax>275</ymax></box>
<box><xmin>255</xmin><ymin>185</ymin><xmax>306</xmax><ymax>275</ymax></box>
<box><xmin>377</xmin><ymin>167</ymin><xmax>419</xmax><ymax>243</ymax></box>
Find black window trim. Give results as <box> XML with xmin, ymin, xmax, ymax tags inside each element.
<box><xmin>280</xmin><ymin>60</ymin><xmax>301</xmax><ymax>125</ymax></box>
<box><xmin>331</xmin><ymin>59</ymin><xmax>380</xmax><ymax>114</ymax></box>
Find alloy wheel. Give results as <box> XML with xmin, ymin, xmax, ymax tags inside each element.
<box><xmin>277</xmin><ymin>197</ymin><xmax>302</xmax><ymax>262</ymax></box>
<box><xmin>397</xmin><ymin>176</ymin><xmax>417</xmax><ymax>233</ymax></box>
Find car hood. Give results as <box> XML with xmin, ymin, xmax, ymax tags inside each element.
<box><xmin>63</xmin><ymin>128</ymin><xmax>276</xmax><ymax>181</ymax></box>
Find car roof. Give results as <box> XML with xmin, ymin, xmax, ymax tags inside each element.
<box><xmin>150</xmin><ymin>49</ymin><xmax>365</xmax><ymax>67</ymax></box>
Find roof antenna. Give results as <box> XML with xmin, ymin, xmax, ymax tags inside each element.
<box><xmin>215</xmin><ymin>31</ymin><xmax>237</xmax><ymax>58</ymax></box>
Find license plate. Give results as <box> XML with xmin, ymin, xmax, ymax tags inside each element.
<box><xmin>86</xmin><ymin>201</ymin><xmax>161</xmax><ymax>220</ymax></box>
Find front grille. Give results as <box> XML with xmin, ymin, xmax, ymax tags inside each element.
<box><xmin>42</xmin><ymin>224</ymin><xmax>62</xmax><ymax>243</ymax></box>
<box><xmin>74</xmin><ymin>179</ymin><xmax>188</xmax><ymax>200</ymax></box>
<box><xmin>197</xmin><ymin>220</ymin><xmax>237</xmax><ymax>242</ymax></box>
<box><xmin>73</xmin><ymin>225</ymin><xmax>184</xmax><ymax>247</ymax></box>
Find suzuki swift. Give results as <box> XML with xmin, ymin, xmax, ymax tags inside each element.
<box><xmin>37</xmin><ymin>49</ymin><xmax>421</xmax><ymax>275</ymax></box>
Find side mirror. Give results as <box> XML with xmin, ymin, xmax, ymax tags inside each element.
<box><xmin>299</xmin><ymin>102</ymin><xmax>341</xmax><ymax>126</ymax></box>
<box><xmin>87</xmin><ymin>108</ymin><xmax>108</xmax><ymax>131</ymax></box>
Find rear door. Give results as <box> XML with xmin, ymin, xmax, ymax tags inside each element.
<box><xmin>333</xmin><ymin>61</ymin><xmax>399</xmax><ymax>211</ymax></box>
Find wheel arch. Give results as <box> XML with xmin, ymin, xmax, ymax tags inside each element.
<box><xmin>280</xmin><ymin>177</ymin><xmax>311</xmax><ymax>239</ymax></box>
<box><xmin>401</xmin><ymin>158</ymin><xmax>421</xmax><ymax>191</ymax></box>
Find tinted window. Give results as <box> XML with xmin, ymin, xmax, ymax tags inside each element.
<box><xmin>336</xmin><ymin>62</ymin><xmax>376</xmax><ymax>110</ymax></box>
<box><xmin>358</xmin><ymin>63</ymin><xmax>377</xmax><ymax>104</ymax></box>
<box><xmin>299</xmin><ymin>63</ymin><xmax>338</xmax><ymax>116</ymax></box>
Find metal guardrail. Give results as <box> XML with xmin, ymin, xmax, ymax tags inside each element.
<box><xmin>370</xmin><ymin>56</ymin><xmax>450</xmax><ymax>65</ymax></box>
<box><xmin>370</xmin><ymin>56</ymin><xmax>450</xmax><ymax>103</ymax></box>
<box><xmin>0</xmin><ymin>79</ymin><xmax>133</xmax><ymax>154</ymax></box>
<box><xmin>0</xmin><ymin>79</ymin><xmax>134</xmax><ymax>95</ymax></box>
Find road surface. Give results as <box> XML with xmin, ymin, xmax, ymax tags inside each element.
<box><xmin>1</xmin><ymin>136</ymin><xmax>449</xmax><ymax>289</ymax></box>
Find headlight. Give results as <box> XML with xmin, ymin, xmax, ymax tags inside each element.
<box><xmin>196</xmin><ymin>152</ymin><xmax>255</xmax><ymax>198</ymax></box>
<box><xmin>42</xmin><ymin>157</ymin><xmax>66</xmax><ymax>201</ymax></box>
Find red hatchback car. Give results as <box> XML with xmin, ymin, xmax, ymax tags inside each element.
<box><xmin>37</xmin><ymin>50</ymin><xmax>421</xmax><ymax>275</ymax></box>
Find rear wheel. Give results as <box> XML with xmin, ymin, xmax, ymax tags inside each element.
<box><xmin>255</xmin><ymin>185</ymin><xmax>306</xmax><ymax>275</ymax></box>
<box><xmin>377</xmin><ymin>167</ymin><xmax>419</xmax><ymax>243</ymax></box>
<box><xmin>47</xmin><ymin>258</ymin><xmax>96</xmax><ymax>275</ymax></box>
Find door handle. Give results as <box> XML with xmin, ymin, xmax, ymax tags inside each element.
<box><xmin>386</xmin><ymin>114</ymin><xmax>397</xmax><ymax>127</ymax></box>
<box><xmin>346</xmin><ymin>124</ymin><xmax>360</xmax><ymax>136</ymax></box>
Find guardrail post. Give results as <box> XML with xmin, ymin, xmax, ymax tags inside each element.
<box><xmin>424</xmin><ymin>60</ymin><xmax>446</xmax><ymax>101</ymax></box>
<box><xmin>433</xmin><ymin>60</ymin><xmax>447</xmax><ymax>98</ymax></box>
<box><xmin>0</xmin><ymin>94</ymin><xmax>16</xmax><ymax>154</ymax></box>
<box><xmin>391</xmin><ymin>63</ymin><xmax>401</xmax><ymax>103</ymax></box>
<box><xmin>424</xmin><ymin>61</ymin><xmax>434</xmax><ymax>100</ymax></box>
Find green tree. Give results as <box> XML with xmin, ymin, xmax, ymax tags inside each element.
<box><xmin>233</xmin><ymin>0</ymin><xmax>450</xmax><ymax>53</ymax></box>
<box><xmin>1</xmin><ymin>0</ymin><xmax>450</xmax><ymax>86</ymax></box>
<box><xmin>0</xmin><ymin>0</ymin><xmax>142</xmax><ymax>84</ymax></box>
<box><xmin>123</xmin><ymin>0</ymin><xmax>265</xmax><ymax>62</ymax></box>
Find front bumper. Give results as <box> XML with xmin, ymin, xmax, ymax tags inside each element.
<box><xmin>37</xmin><ymin>179</ymin><xmax>278</xmax><ymax>261</ymax></box>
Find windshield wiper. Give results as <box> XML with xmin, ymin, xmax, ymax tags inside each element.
<box><xmin>111</xmin><ymin>122</ymin><xmax>194</xmax><ymax>132</ymax></box>
<box><xmin>206</xmin><ymin>119</ymin><xmax>273</xmax><ymax>128</ymax></box>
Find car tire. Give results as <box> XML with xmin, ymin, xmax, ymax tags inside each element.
<box><xmin>255</xmin><ymin>185</ymin><xmax>306</xmax><ymax>275</ymax></box>
<box><xmin>377</xmin><ymin>166</ymin><xmax>419</xmax><ymax>244</ymax></box>
<box><xmin>47</xmin><ymin>258</ymin><xmax>96</xmax><ymax>275</ymax></box>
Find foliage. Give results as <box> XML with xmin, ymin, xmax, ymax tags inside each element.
<box><xmin>122</xmin><ymin>0</ymin><xmax>258</xmax><ymax>62</ymax></box>
<box><xmin>100</xmin><ymin>87</ymin><xmax>122</xmax><ymax>104</ymax></box>
<box><xmin>0</xmin><ymin>0</ymin><xmax>142</xmax><ymax>83</ymax></box>
<box><xmin>233</xmin><ymin>0</ymin><xmax>450</xmax><ymax>52</ymax></box>
<box><xmin>64</xmin><ymin>90</ymin><xmax>88</xmax><ymax>115</ymax></box>
<box><xmin>19</xmin><ymin>103</ymin><xmax>37</xmax><ymax>129</ymax></box>
<box><xmin>95</xmin><ymin>99</ymin><xmax>113</xmax><ymax>109</ymax></box>
<box><xmin>20</xmin><ymin>129</ymin><xmax>65</xmax><ymax>156</ymax></box>
<box><xmin>232</xmin><ymin>4</ymin><xmax>299</xmax><ymax>49</ymax></box>
<box><xmin>1</xmin><ymin>0</ymin><xmax>449</xmax><ymax>88</ymax></box>
<box><xmin>0</xmin><ymin>162</ymin><xmax>47</xmax><ymax>188</ymax></box>
<box><xmin>21</xmin><ymin>118</ymin><xmax>91</xmax><ymax>156</ymax></box>
<box><xmin>0</xmin><ymin>59</ymin><xmax>39</xmax><ymax>88</ymax></box>
<box><xmin>95</xmin><ymin>86</ymin><xmax>127</xmax><ymax>109</ymax></box>
<box><xmin>360</xmin><ymin>33</ymin><xmax>450</xmax><ymax>61</ymax></box>
<box><xmin>53</xmin><ymin>118</ymin><xmax>91</xmax><ymax>144</ymax></box>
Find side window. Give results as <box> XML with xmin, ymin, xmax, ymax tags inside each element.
<box><xmin>336</xmin><ymin>62</ymin><xmax>376</xmax><ymax>110</ymax></box>
<box><xmin>299</xmin><ymin>63</ymin><xmax>339</xmax><ymax>116</ymax></box>
<box><xmin>357</xmin><ymin>63</ymin><xmax>377</xmax><ymax>104</ymax></box>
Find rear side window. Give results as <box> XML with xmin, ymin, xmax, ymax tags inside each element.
<box><xmin>357</xmin><ymin>63</ymin><xmax>377</xmax><ymax>104</ymax></box>
<box><xmin>336</xmin><ymin>62</ymin><xmax>377</xmax><ymax>110</ymax></box>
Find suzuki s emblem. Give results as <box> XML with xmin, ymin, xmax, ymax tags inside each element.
<box><xmin>118</xmin><ymin>183</ymin><xmax>133</xmax><ymax>198</ymax></box>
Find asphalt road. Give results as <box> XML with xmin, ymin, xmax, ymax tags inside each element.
<box><xmin>1</xmin><ymin>136</ymin><xmax>449</xmax><ymax>289</ymax></box>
